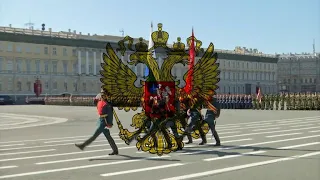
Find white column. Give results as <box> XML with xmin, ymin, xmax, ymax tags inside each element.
<box><xmin>86</xmin><ymin>51</ymin><xmax>89</xmax><ymax>74</ymax></box>
<box><xmin>93</xmin><ymin>51</ymin><xmax>97</xmax><ymax>75</ymax></box>
<box><xmin>78</xmin><ymin>50</ymin><xmax>81</xmax><ymax>74</ymax></box>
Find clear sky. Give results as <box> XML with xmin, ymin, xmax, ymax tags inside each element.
<box><xmin>0</xmin><ymin>0</ymin><xmax>319</xmax><ymax>54</ymax></box>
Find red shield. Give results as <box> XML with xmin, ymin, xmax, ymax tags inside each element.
<box><xmin>144</xmin><ymin>81</ymin><xmax>176</xmax><ymax>118</ymax></box>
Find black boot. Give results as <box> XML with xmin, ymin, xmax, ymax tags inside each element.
<box><xmin>109</xmin><ymin>151</ymin><xmax>118</xmax><ymax>155</ymax></box>
<box><xmin>75</xmin><ymin>143</ymin><xmax>85</xmax><ymax>150</ymax></box>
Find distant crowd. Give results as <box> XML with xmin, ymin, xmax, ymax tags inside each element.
<box><xmin>215</xmin><ymin>92</ymin><xmax>320</xmax><ymax>110</ymax></box>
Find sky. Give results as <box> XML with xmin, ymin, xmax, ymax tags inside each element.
<box><xmin>0</xmin><ymin>0</ymin><xmax>319</xmax><ymax>54</ymax></box>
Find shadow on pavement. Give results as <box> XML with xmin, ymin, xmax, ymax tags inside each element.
<box><xmin>89</xmin><ymin>154</ymin><xmax>181</xmax><ymax>162</ymax></box>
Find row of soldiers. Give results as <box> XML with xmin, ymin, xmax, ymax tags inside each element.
<box><xmin>216</xmin><ymin>92</ymin><xmax>320</xmax><ymax>110</ymax></box>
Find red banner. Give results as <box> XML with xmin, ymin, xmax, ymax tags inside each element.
<box><xmin>144</xmin><ymin>81</ymin><xmax>176</xmax><ymax>118</ymax></box>
<box><xmin>185</xmin><ymin>28</ymin><xmax>195</xmax><ymax>94</ymax></box>
<box><xmin>34</xmin><ymin>79</ymin><xmax>42</xmax><ymax>97</ymax></box>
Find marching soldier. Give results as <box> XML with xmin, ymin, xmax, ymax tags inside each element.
<box><xmin>200</xmin><ymin>94</ymin><xmax>221</xmax><ymax>146</ymax></box>
<box><xmin>280</xmin><ymin>93</ymin><xmax>285</xmax><ymax>110</ymax></box>
<box><xmin>178</xmin><ymin>89</ymin><xmax>193</xmax><ymax>144</ymax></box>
<box><xmin>296</xmin><ymin>93</ymin><xmax>301</xmax><ymax>110</ymax></box>
<box><xmin>275</xmin><ymin>93</ymin><xmax>280</xmax><ymax>110</ymax></box>
<box><xmin>252</xmin><ymin>94</ymin><xmax>257</xmax><ymax>110</ymax></box>
<box><xmin>312</xmin><ymin>93</ymin><xmax>317</xmax><ymax>110</ymax></box>
<box><xmin>227</xmin><ymin>95</ymin><xmax>232</xmax><ymax>109</ymax></box>
<box><xmin>248</xmin><ymin>94</ymin><xmax>252</xmax><ymax>109</ymax></box>
<box><xmin>265</xmin><ymin>94</ymin><xmax>270</xmax><ymax>110</ymax></box>
<box><xmin>291</xmin><ymin>93</ymin><xmax>296</xmax><ymax>110</ymax></box>
<box><xmin>307</xmin><ymin>93</ymin><xmax>312</xmax><ymax>110</ymax></box>
<box><xmin>260</xmin><ymin>95</ymin><xmax>265</xmax><ymax>110</ymax></box>
<box><xmin>286</xmin><ymin>93</ymin><xmax>291</xmax><ymax>110</ymax></box>
<box><xmin>270</xmin><ymin>94</ymin><xmax>275</xmax><ymax>110</ymax></box>
<box><xmin>316</xmin><ymin>93</ymin><xmax>320</xmax><ymax>110</ymax></box>
<box><xmin>75</xmin><ymin>91</ymin><xmax>119</xmax><ymax>155</ymax></box>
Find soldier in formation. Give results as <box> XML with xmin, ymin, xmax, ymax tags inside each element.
<box><xmin>217</xmin><ymin>92</ymin><xmax>319</xmax><ymax>110</ymax></box>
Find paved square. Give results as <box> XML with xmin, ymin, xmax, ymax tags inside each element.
<box><xmin>0</xmin><ymin>105</ymin><xmax>319</xmax><ymax>180</ymax></box>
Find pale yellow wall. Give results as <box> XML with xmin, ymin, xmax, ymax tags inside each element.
<box><xmin>0</xmin><ymin>40</ymin><xmax>102</xmax><ymax>96</ymax></box>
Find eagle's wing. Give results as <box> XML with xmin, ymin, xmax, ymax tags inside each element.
<box><xmin>181</xmin><ymin>43</ymin><xmax>220</xmax><ymax>96</ymax></box>
<box><xmin>100</xmin><ymin>43</ymin><xmax>143</xmax><ymax>111</ymax></box>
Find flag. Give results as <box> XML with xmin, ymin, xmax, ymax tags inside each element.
<box><xmin>185</xmin><ymin>28</ymin><xmax>195</xmax><ymax>94</ymax></box>
<box><xmin>144</xmin><ymin>22</ymin><xmax>155</xmax><ymax>78</ymax></box>
<box><xmin>257</xmin><ymin>87</ymin><xmax>262</xmax><ymax>103</ymax></box>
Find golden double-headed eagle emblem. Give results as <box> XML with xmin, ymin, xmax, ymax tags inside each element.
<box><xmin>99</xmin><ymin>23</ymin><xmax>220</xmax><ymax>156</ymax></box>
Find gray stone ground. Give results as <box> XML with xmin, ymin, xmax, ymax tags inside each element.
<box><xmin>0</xmin><ymin>105</ymin><xmax>319</xmax><ymax>180</ymax></box>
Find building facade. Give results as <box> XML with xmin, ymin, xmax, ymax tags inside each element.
<box><xmin>0</xmin><ymin>25</ymin><xmax>279</xmax><ymax>101</ymax></box>
<box><xmin>277</xmin><ymin>53</ymin><xmax>320</xmax><ymax>92</ymax></box>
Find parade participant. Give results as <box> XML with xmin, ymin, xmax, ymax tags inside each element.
<box><xmin>178</xmin><ymin>89</ymin><xmax>193</xmax><ymax>144</ymax></box>
<box><xmin>75</xmin><ymin>91</ymin><xmax>118</xmax><ymax>155</ymax></box>
<box><xmin>265</xmin><ymin>94</ymin><xmax>270</xmax><ymax>110</ymax></box>
<box><xmin>275</xmin><ymin>93</ymin><xmax>280</xmax><ymax>110</ymax></box>
<box><xmin>247</xmin><ymin>95</ymin><xmax>252</xmax><ymax>109</ymax></box>
<box><xmin>270</xmin><ymin>94</ymin><xmax>275</xmax><ymax>110</ymax></box>
<box><xmin>200</xmin><ymin>93</ymin><xmax>221</xmax><ymax>146</ymax></box>
<box><xmin>252</xmin><ymin>94</ymin><xmax>257</xmax><ymax>110</ymax></box>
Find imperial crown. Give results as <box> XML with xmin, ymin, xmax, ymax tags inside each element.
<box><xmin>151</xmin><ymin>23</ymin><xmax>169</xmax><ymax>48</ymax></box>
<box><xmin>172</xmin><ymin>37</ymin><xmax>186</xmax><ymax>52</ymax></box>
<box><xmin>135</xmin><ymin>37</ymin><xmax>148</xmax><ymax>52</ymax></box>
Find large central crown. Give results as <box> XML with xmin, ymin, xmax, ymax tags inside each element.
<box><xmin>151</xmin><ymin>23</ymin><xmax>169</xmax><ymax>48</ymax></box>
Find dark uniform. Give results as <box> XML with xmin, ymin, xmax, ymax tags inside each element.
<box><xmin>201</xmin><ymin>97</ymin><xmax>221</xmax><ymax>146</ymax></box>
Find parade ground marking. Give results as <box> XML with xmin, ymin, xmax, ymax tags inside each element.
<box><xmin>0</xmin><ymin>116</ymin><xmax>318</xmax><ymax>144</ymax></box>
<box><xmin>0</xmin><ymin>156</ymin><xmax>170</xmax><ymax>179</ymax></box>
<box><xmin>100</xmin><ymin>163</ymin><xmax>185</xmax><ymax>177</ymax></box>
<box><xmin>161</xmin><ymin>151</ymin><xmax>320</xmax><ymax>180</ymax></box>
<box><xmin>0</xmin><ymin>113</ymin><xmax>68</xmax><ymax>130</ymax></box>
<box><xmin>0</xmin><ymin>166</ymin><xmax>18</xmax><ymax>170</ymax></box>
<box><xmin>252</xmin><ymin>127</ymin><xmax>280</xmax><ymax>132</ymax></box>
<box><xmin>203</xmin><ymin>142</ymin><xmax>320</xmax><ymax>161</ymax></box>
<box><xmin>0</xmin><ymin>149</ymin><xmax>56</xmax><ymax>156</ymax></box>
<box><xmin>290</xmin><ymin>124</ymin><xmax>315</xmax><ymax>128</ymax></box>
<box><xmin>266</xmin><ymin>133</ymin><xmax>302</xmax><ymax>138</ymax></box>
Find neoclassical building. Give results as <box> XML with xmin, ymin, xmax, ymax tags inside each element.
<box><xmin>0</xmin><ymin>25</ymin><xmax>279</xmax><ymax>101</ymax></box>
<box><xmin>277</xmin><ymin>53</ymin><xmax>320</xmax><ymax>92</ymax></box>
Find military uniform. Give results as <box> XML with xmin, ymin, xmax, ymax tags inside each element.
<box><xmin>265</xmin><ymin>95</ymin><xmax>270</xmax><ymax>110</ymax></box>
<box><xmin>252</xmin><ymin>95</ymin><xmax>257</xmax><ymax>110</ymax></box>
<box><xmin>286</xmin><ymin>94</ymin><xmax>291</xmax><ymax>110</ymax></box>
<box><xmin>201</xmin><ymin>97</ymin><xmax>221</xmax><ymax>146</ymax></box>
<box><xmin>270</xmin><ymin>94</ymin><xmax>275</xmax><ymax>110</ymax></box>
<box><xmin>275</xmin><ymin>94</ymin><xmax>280</xmax><ymax>110</ymax></box>
<box><xmin>260</xmin><ymin>95</ymin><xmax>265</xmax><ymax>110</ymax></box>
<box><xmin>291</xmin><ymin>93</ymin><xmax>296</xmax><ymax>110</ymax></box>
<box><xmin>280</xmin><ymin>93</ymin><xmax>285</xmax><ymax>110</ymax></box>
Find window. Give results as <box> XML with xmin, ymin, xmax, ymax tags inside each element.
<box><xmin>0</xmin><ymin>81</ymin><xmax>2</xmax><ymax>91</ymax></box>
<box><xmin>44</xmin><ymin>61</ymin><xmax>49</xmax><ymax>73</ymax></box>
<box><xmin>73</xmin><ymin>82</ymin><xmax>78</xmax><ymax>92</ymax></box>
<box><xmin>44</xmin><ymin>47</ymin><xmax>48</xmax><ymax>54</ymax></box>
<box><xmin>309</xmin><ymin>78</ymin><xmax>312</xmax><ymax>83</ymax></box>
<box><xmin>6</xmin><ymin>60</ymin><xmax>13</xmax><ymax>72</ymax></box>
<box><xmin>27</xmin><ymin>82</ymin><xmax>31</xmax><ymax>91</ymax></box>
<box><xmin>0</xmin><ymin>42</ymin><xmax>3</xmax><ymax>51</ymax></box>
<box><xmin>25</xmin><ymin>47</ymin><xmax>31</xmax><ymax>53</ymax></box>
<box><xmin>45</xmin><ymin>81</ymin><xmax>49</xmax><ymax>89</ymax></box>
<box><xmin>16</xmin><ymin>60</ymin><xmax>22</xmax><ymax>72</ymax></box>
<box><xmin>72</xmin><ymin>49</ymin><xmax>76</xmax><ymax>56</ymax></box>
<box><xmin>17</xmin><ymin>81</ymin><xmax>22</xmax><ymax>91</ymax></box>
<box><xmin>64</xmin><ymin>82</ymin><xmax>68</xmax><ymax>91</ymax></box>
<box><xmin>83</xmin><ymin>82</ymin><xmax>86</xmax><ymax>91</ymax></box>
<box><xmin>16</xmin><ymin>45</ymin><xmax>22</xmax><ymax>52</ymax></box>
<box><xmin>53</xmin><ymin>47</ymin><xmax>57</xmax><ymax>55</ymax></box>
<box><xmin>26</xmin><ymin>60</ymin><xmax>31</xmax><ymax>73</ymax></box>
<box><xmin>63</xmin><ymin>48</ymin><xmax>67</xmax><ymax>56</ymax></box>
<box><xmin>0</xmin><ymin>57</ymin><xmax>3</xmax><ymax>71</ymax></box>
<box><xmin>63</xmin><ymin>61</ymin><xmax>68</xmax><ymax>74</ymax></box>
<box><xmin>7</xmin><ymin>44</ymin><xmax>13</xmax><ymax>52</ymax></box>
<box><xmin>89</xmin><ymin>64</ymin><xmax>93</xmax><ymax>74</ymax></box>
<box><xmin>81</xmin><ymin>64</ymin><xmax>85</xmax><ymax>73</ymax></box>
<box><xmin>73</xmin><ymin>62</ymin><xmax>78</xmax><ymax>73</ymax></box>
<box><xmin>52</xmin><ymin>61</ymin><xmax>57</xmax><ymax>74</ymax></box>
<box><xmin>246</xmin><ymin>62</ymin><xmax>249</xmax><ymax>68</ymax></box>
<box><xmin>7</xmin><ymin>78</ymin><xmax>13</xmax><ymax>91</ymax></box>
<box><xmin>35</xmin><ymin>60</ymin><xmax>40</xmax><ymax>73</ymax></box>
<box><xmin>53</xmin><ymin>81</ymin><xmax>57</xmax><ymax>89</ymax></box>
<box><xmin>35</xmin><ymin>47</ymin><xmax>40</xmax><ymax>54</ymax></box>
